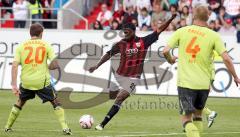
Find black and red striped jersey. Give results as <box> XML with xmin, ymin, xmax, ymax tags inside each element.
<box><xmin>107</xmin><ymin>31</ymin><xmax>159</xmax><ymax>78</ymax></box>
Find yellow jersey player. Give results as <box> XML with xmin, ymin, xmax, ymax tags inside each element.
<box><xmin>163</xmin><ymin>6</ymin><xmax>240</xmax><ymax>137</ymax></box>
<box><xmin>4</xmin><ymin>23</ymin><xmax>72</xmax><ymax>135</ymax></box>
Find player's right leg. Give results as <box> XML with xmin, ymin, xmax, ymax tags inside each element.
<box><xmin>96</xmin><ymin>90</ymin><xmax>130</xmax><ymax>130</ymax></box>
<box><xmin>50</xmin><ymin>99</ymin><xmax>72</xmax><ymax>135</ymax></box>
<box><xmin>5</xmin><ymin>86</ymin><xmax>35</xmax><ymax>132</ymax></box>
<box><xmin>5</xmin><ymin>99</ymin><xmax>26</xmax><ymax>132</ymax></box>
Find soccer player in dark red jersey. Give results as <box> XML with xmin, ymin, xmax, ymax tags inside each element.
<box><xmin>89</xmin><ymin>14</ymin><xmax>177</xmax><ymax>130</ymax></box>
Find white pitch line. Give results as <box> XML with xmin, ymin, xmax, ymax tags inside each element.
<box><xmin>117</xmin><ymin>133</ymin><xmax>184</xmax><ymax>137</ymax></box>
<box><xmin>11</xmin><ymin>129</ymin><xmax>149</xmax><ymax>134</ymax></box>
<box><xmin>116</xmin><ymin>131</ymin><xmax>240</xmax><ymax>137</ymax></box>
<box><xmin>5</xmin><ymin>129</ymin><xmax>240</xmax><ymax>137</ymax></box>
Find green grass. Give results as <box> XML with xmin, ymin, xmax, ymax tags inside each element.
<box><xmin>0</xmin><ymin>90</ymin><xmax>240</xmax><ymax>137</ymax></box>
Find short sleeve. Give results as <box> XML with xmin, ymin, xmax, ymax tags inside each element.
<box><xmin>213</xmin><ymin>34</ymin><xmax>226</xmax><ymax>55</ymax></box>
<box><xmin>167</xmin><ymin>29</ymin><xmax>180</xmax><ymax>48</ymax></box>
<box><xmin>142</xmin><ymin>31</ymin><xmax>159</xmax><ymax>48</ymax></box>
<box><xmin>14</xmin><ymin>46</ymin><xmax>21</xmax><ymax>63</ymax></box>
<box><xmin>106</xmin><ymin>42</ymin><xmax>120</xmax><ymax>56</ymax></box>
<box><xmin>47</xmin><ymin>44</ymin><xmax>56</xmax><ymax>62</ymax></box>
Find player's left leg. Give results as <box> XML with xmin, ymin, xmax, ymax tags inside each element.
<box><xmin>178</xmin><ymin>87</ymin><xmax>200</xmax><ymax>137</ymax></box>
<box><xmin>50</xmin><ymin>99</ymin><xmax>72</xmax><ymax>135</ymax></box>
<box><xmin>37</xmin><ymin>85</ymin><xmax>71</xmax><ymax>135</ymax></box>
<box><xmin>203</xmin><ymin>107</ymin><xmax>217</xmax><ymax>128</ymax></box>
<box><xmin>96</xmin><ymin>90</ymin><xmax>130</xmax><ymax>130</ymax></box>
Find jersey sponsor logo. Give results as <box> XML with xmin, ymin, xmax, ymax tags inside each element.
<box><xmin>126</xmin><ymin>48</ymin><xmax>139</xmax><ymax>56</ymax></box>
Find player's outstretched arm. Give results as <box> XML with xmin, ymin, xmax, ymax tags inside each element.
<box><xmin>49</xmin><ymin>59</ymin><xmax>60</xmax><ymax>70</ymax></box>
<box><xmin>221</xmin><ymin>52</ymin><xmax>240</xmax><ymax>86</ymax></box>
<box><xmin>89</xmin><ymin>53</ymin><xmax>111</xmax><ymax>73</ymax></box>
<box><xmin>11</xmin><ymin>61</ymin><xmax>20</xmax><ymax>96</ymax></box>
<box><xmin>163</xmin><ymin>46</ymin><xmax>177</xmax><ymax>65</ymax></box>
<box><xmin>156</xmin><ymin>14</ymin><xmax>177</xmax><ymax>34</ymax></box>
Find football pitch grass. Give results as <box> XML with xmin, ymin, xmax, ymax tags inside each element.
<box><xmin>0</xmin><ymin>90</ymin><xmax>240</xmax><ymax>137</ymax></box>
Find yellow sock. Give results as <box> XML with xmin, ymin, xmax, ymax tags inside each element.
<box><xmin>203</xmin><ymin>107</ymin><xmax>211</xmax><ymax>115</ymax></box>
<box><xmin>54</xmin><ymin>106</ymin><xmax>69</xmax><ymax>129</ymax></box>
<box><xmin>185</xmin><ymin>122</ymin><xmax>200</xmax><ymax>137</ymax></box>
<box><xmin>193</xmin><ymin>119</ymin><xmax>203</xmax><ymax>133</ymax></box>
<box><xmin>5</xmin><ymin>105</ymin><xmax>21</xmax><ymax>129</ymax></box>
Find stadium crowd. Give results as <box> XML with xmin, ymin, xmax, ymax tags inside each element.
<box><xmin>0</xmin><ymin>0</ymin><xmax>239</xmax><ymax>41</ymax></box>
<box><xmin>93</xmin><ymin>0</ymin><xmax>240</xmax><ymax>42</ymax></box>
<box><xmin>0</xmin><ymin>0</ymin><xmax>67</xmax><ymax>28</ymax></box>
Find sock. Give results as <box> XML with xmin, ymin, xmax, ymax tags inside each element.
<box><xmin>5</xmin><ymin>104</ymin><xmax>21</xmax><ymax>129</ymax></box>
<box><xmin>193</xmin><ymin>118</ymin><xmax>203</xmax><ymax>133</ymax></box>
<box><xmin>101</xmin><ymin>104</ymin><xmax>121</xmax><ymax>127</ymax></box>
<box><xmin>202</xmin><ymin>107</ymin><xmax>211</xmax><ymax>115</ymax></box>
<box><xmin>183</xmin><ymin>121</ymin><xmax>200</xmax><ymax>137</ymax></box>
<box><xmin>54</xmin><ymin>106</ymin><xmax>69</xmax><ymax>130</ymax></box>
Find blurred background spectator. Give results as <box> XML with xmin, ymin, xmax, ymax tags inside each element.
<box><xmin>93</xmin><ymin>20</ymin><xmax>103</xmax><ymax>30</ymax></box>
<box><xmin>111</xmin><ymin>3</ymin><xmax>125</xmax><ymax>24</ymax></box>
<box><xmin>110</xmin><ymin>19</ymin><xmax>121</xmax><ymax>30</ymax></box>
<box><xmin>42</xmin><ymin>0</ymin><xmax>51</xmax><ymax>28</ymax></box>
<box><xmin>29</xmin><ymin>0</ymin><xmax>43</xmax><ymax>24</ymax></box>
<box><xmin>178</xmin><ymin>0</ymin><xmax>190</xmax><ymax>12</ymax></box>
<box><xmin>208</xmin><ymin>7</ymin><xmax>217</xmax><ymax>24</ymax></box>
<box><xmin>136</xmin><ymin>0</ymin><xmax>151</xmax><ymax>13</ymax></box>
<box><xmin>236</xmin><ymin>16</ymin><xmax>240</xmax><ymax>43</ymax></box>
<box><xmin>96</xmin><ymin>3</ymin><xmax>112</xmax><ymax>29</ymax></box>
<box><xmin>180</xmin><ymin>5</ymin><xmax>192</xmax><ymax>25</ymax></box>
<box><xmin>123</xmin><ymin>0</ymin><xmax>136</xmax><ymax>11</ymax></box>
<box><xmin>223</xmin><ymin>0</ymin><xmax>240</xmax><ymax>20</ymax></box>
<box><xmin>138</xmin><ymin>7</ymin><xmax>151</xmax><ymax>31</ymax></box>
<box><xmin>12</xmin><ymin>0</ymin><xmax>28</xmax><ymax>28</ymax></box>
<box><xmin>192</xmin><ymin>0</ymin><xmax>207</xmax><ymax>8</ymax></box>
<box><xmin>151</xmin><ymin>3</ymin><xmax>168</xmax><ymax>30</ymax></box>
<box><xmin>122</xmin><ymin>5</ymin><xmax>138</xmax><ymax>24</ymax></box>
<box><xmin>219</xmin><ymin>18</ymin><xmax>236</xmax><ymax>33</ymax></box>
<box><xmin>208</xmin><ymin>0</ymin><xmax>221</xmax><ymax>14</ymax></box>
<box><xmin>131</xmin><ymin>18</ymin><xmax>140</xmax><ymax>30</ymax></box>
<box><xmin>2</xmin><ymin>0</ymin><xmax>13</xmax><ymax>14</ymax></box>
<box><xmin>167</xmin><ymin>4</ymin><xmax>180</xmax><ymax>28</ymax></box>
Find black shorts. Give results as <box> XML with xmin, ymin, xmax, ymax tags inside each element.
<box><xmin>19</xmin><ymin>85</ymin><xmax>57</xmax><ymax>103</ymax></box>
<box><xmin>178</xmin><ymin>86</ymin><xmax>209</xmax><ymax>115</ymax></box>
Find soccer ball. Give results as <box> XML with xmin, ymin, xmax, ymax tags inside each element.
<box><xmin>79</xmin><ymin>114</ymin><xmax>94</xmax><ymax>129</ymax></box>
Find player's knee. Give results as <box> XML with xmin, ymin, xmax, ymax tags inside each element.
<box><xmin>14</xmin><ymin>104</ymin><xmax>23</xmax><ymax>110</ymax></box>
<box><xmin>16</xmin><ymin>99</ymin><xmax>26</xmax><ymax>108</ymax></box>
<box><xmin>181</xmin><ymin>114</ymin><xmax>192</xmax><ymax>123</ymax></box>
<box><xmin>193</xmin><ymin>109</ymin><xmax>202</xmax><ymax>117</ymax></box>
<box><xmin>115</xmin><ymin>95</ymin><xmax>127</xmax><ymax>104</ymax></box>
<box><xmin>51</xmin><ymin>99</ymin><xmax>61</xmax><ymax>108</ymax></box>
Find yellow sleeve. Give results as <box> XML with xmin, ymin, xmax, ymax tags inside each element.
<box><xmin>14</xmin><ymin>46</ymin><xmax>21</xmax><ymax>63</ymax></box>
<box><xmin>213</xmin><ymin>50</ymin><xmax>222</xmax><ymax>61</ymax></box>
<box><xmin>213</xmin><ymin>34</ymin><xmax>226</xmax><ymax>55</ymax></box>
<box><xmin>167</xmin><ymin>29</ymin><xmax>180</xmax><ymax>48</ymax></box>
<box><xmin>46</xmin><ymin>44</ymin><xmax>56</xmax><ymax>62</ymax></box>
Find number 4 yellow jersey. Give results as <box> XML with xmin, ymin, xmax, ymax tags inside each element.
<box><xmin>14</xmin><ymin>39</ymin><xmax>56</xmax><ymax>90</ymax></box>
<box><xmin>168</xmin><ymin>25</ymin><xmax>226</xmax><ymax>89</ymax></box>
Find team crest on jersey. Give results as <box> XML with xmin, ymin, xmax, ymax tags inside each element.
<box><xmin>136</xmin><ymin>42</ymin><xmax>141</xmax><ymax>48</ymax></box>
